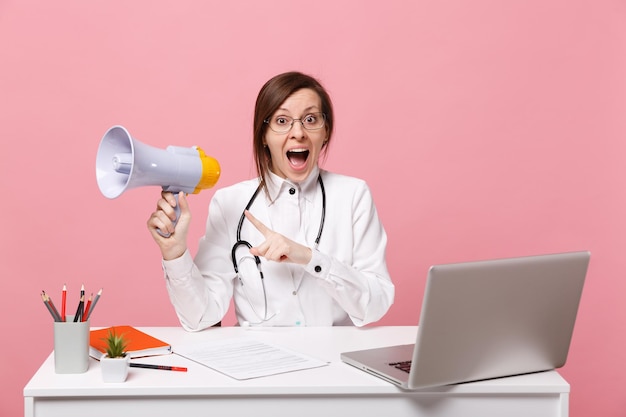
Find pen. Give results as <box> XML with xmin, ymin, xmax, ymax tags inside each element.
<box><xmin>86</xmin><ymin>288</ymin><xmax>102</xmax><ymax>320</ymax></box>
<box><xmin>61</xmin><ymin>284</ymin><xmax>67</xmax><ymax>322</ymax></box>
<box><xmin>130</xmin><ymin>363</ymin><xmax>188</xmax><ymax>372</ymax></box>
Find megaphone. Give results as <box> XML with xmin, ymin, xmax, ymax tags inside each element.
<box><xmin>96</xmin><ymin>125</ymin><xmax>221</xmax><ymax>237</ymax></box>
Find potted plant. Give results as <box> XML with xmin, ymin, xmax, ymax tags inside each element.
<box><xmin>100</xmin><ymin>328</ymin><xmax>130</xmax><ymax>382</ymax></box>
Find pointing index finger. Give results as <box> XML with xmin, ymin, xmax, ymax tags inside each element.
<box><xmin>244</xmin><ymin>210</ymin><xmax>270</xmax><ymax>236</ymax></box>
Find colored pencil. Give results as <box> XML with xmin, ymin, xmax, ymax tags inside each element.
<box><xmin>41</xmin><ymin>292</ymin><xmax>61</xmax><ymax>322</ymax></box>
<box><xmin>61</xmin><ymin>284</ymin><xmax>67</xmax><ymax>322</ymax></box>
<box><xmin>79</xmin><ymin>283</ymin><xmax>85</xmax><ymax>319</ymax></box>
<box><xmin>73</xmin><ymin>294</ymin><xmax>84</xmax><ymax>322</ymax></box>
<box><xmin>82</xmin><ymin>294</ymin><xmax>92</xmax><ymax>322</ymax></box>
<box><xmin>86</xmin><ymin>288</ymin><xmax>102</xmax><ymax>320</ymax></box>
<box><xmin>43</xmin><ymin>291</ymin><xmax>62</xmax><ymax>322</ymax></box>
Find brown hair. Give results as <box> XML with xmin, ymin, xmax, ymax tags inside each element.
<box><xmin>252</xmin><ymin>71</ymin><xmax>334</xmax><ymax>191</ymax></box>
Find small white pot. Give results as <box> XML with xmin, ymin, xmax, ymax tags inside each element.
<box><xmin>100</xmin><ymin>354</ymin><xmax>130</xmax><ymax>382</ymax></box>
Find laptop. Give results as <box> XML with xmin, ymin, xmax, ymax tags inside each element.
<box><xmin>341</xmin><ymin>251</ymin><xmax>590</xmax><ymax>390</ymax></box>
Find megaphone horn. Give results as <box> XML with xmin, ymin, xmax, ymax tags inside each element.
<box><xmin>96</xmin><ymin>125</ymin><xmax>221</xmax><ymax>237</ymax></box>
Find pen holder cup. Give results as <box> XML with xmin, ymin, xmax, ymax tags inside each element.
<box><xmin>53</xmin><ymin>316</ymin><xmax>90</xmax><ymax>374</ymax></box>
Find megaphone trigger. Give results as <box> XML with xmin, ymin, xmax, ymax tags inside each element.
<box><xmin>96</xmin><ymin>125</ymin><xmax>221</xmax><ymax>237</ymax></box>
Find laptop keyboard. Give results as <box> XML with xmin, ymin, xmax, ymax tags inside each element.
<box><xmin>389</xmin><ymin>360</ymin><xmax>412</xmax><ymax>373</ymax></box>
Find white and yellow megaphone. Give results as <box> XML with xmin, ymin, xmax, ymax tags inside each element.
<box><xmin>96</xmin><ymin>125</ymin><xmax>221</xmax><ymax>237</ymax></box>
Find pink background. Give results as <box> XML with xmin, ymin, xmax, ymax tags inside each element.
<box><xmin>1</xmin><ymin>1</ymin><xmax>624</xmax><ymax>415</ymax></box>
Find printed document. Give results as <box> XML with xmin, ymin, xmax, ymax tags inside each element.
<box><xmin>173</xmin><ymin>337</ymin><xmax>328</xmax><ymax>380</ymax></box>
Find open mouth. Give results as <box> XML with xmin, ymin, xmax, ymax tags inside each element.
<box><xmin>287</xmin><ymin>149</ymin><xmax>310</xmax><ymax>168</ymax></box>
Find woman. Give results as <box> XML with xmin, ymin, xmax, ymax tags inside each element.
<box><xmin>148</xmin><ymin>71</ymin><xmax>394</xmax><ymax>330</ymax></box>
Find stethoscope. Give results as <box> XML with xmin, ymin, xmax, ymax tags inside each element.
<box><xmin>230</xmin><ymin>174</ymin><xmax>326</xmax><ymax>324</ymax></box>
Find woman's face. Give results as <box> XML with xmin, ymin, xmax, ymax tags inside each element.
<box><xmin>264</xmin><ymin>88</ymin><xmax>327</xmax><ymax>183</ymax></box>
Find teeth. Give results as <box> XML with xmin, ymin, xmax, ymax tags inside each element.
<box><xmin>287</xmin><ymin>149</ymin><xmax>309</xmax><ymax>167</ymax></box>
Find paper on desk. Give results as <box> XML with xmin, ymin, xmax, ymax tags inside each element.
<box><xmin>173</xmin><ymin>337</ymin><xmax>329</xmax><ymax>380</ymax></box>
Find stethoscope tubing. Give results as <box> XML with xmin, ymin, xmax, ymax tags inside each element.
<box><xmin>230</xmin><ymin>174</ymin><xmax>326</xmax><ymax>323</ymax></box>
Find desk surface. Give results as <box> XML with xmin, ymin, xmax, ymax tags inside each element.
<box><xmin>24</xmin><ymin>326</ymin><xmax>570</xmax><ymax>417</ymax></box>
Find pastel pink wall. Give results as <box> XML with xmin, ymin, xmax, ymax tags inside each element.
<box><xmin>1</xmin><ymin>1</ymin><xmax>624</xmax><ymax>415</ymax></box>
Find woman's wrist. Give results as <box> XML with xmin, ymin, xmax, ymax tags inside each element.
<box><xmin>162</xmin><ymin>245</ymin><xmax>187</xmax><ymax>261</ymax></box>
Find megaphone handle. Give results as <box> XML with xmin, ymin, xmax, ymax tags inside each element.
<box><xmin>156</xmin><ymin>193</ymin><xmax>181</xmax><ymax>238</ymax></box>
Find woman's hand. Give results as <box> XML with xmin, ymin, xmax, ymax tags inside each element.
<box><xmin>147</xmin><ymin>191</ymin><xmax>190</xmax><ymax>260</ymax></box>
<box><xmin>244</xmin><ymin>210</ymin><xmax>312</xmax><ymax>265</ymax></box>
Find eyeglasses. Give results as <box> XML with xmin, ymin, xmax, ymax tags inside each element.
<box><xmin>264</xmin><ymin>112</ymin><xmax>326</xmax><ymax>134</ymax></box>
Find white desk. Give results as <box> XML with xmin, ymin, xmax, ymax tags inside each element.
<box><xmin>24</xmin><ymin>326</ymin><xmax>569</xmax><ymax>417</ymax></box>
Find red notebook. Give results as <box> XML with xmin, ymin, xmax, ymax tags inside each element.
<box><xmin>89</xmin><ymin>325</ymin><xmax>172</xmax><ymax>360</ymax></box>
